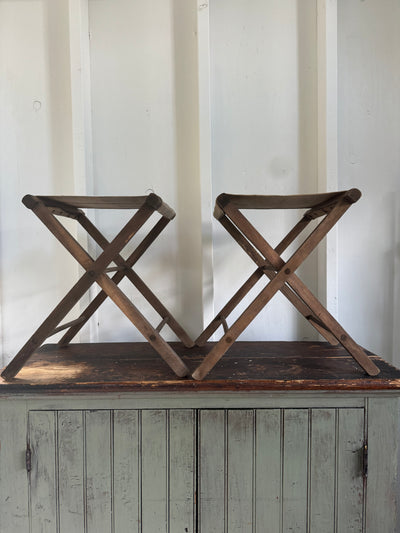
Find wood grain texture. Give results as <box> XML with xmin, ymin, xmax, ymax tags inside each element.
<box><xmin>0</xmin><ymin>403</ymin><xmax>29</xmax><ymax>532</ymax></box>
<box><xmin>216</xmin><ymin>190</ymin><xmax>356</xmax><ymax>210</ymax></box>
<box><xmin>336</xmin><ymin>408</ymin><xmax>365</xmax><ymax>533</ymax></box>
<box><xmin>309</xmin><ymin>409</ymin><xmax>336</xmax><ymax>532</ymax></box>
<box><xmin>282</xmin><ymin>409</ymin><xmax>309</xmax><ymax>532</ymax></box>
<box><xmin>169</xmin><ymin>409</ymin><xmax>196</xmax><ymax>532</ymax></box>
<box><xmin>366</xmin><ymin>398</ymin><xmax>400</xmax><ymax>533</ymax></box>
<box><xmin>198</xmin><ymin>410</ymin><xmax>226</xmax><ymax>533</ymax></box>
<box><xmin>226</xmin><ymin>410</ymin><xmax>254</xmax><ymax>532</ymax></box>
<box><xmin>1</xmin><ymin>341</ymin><xmax>398</xmax><ymax>394</ymax></box>
<box><xmin>58</xmin><ymin>411</ymin><xmax>85</xmax><ymax>532</ymax></box>
<box><xmin>113</xmin><ymin>410</ymin><xmax>140</xmax><ymax>532</ymax></box>
<box><xmin>29</xmin><ymin>411</ymin><xmax>58</xmax><ymax>533</ymax></box>
<box><xmin>6</xmin><ymin>399</ymin><xmax>395</xmax><ymax>533</ymax></box>
<box><xmin>85</xmin><ymin>410</ymin><xmax>112</xmax><ymax>533</ymax></box>
<box><xmin>212</xmin><ymin>197</ymin><xmax>379</xmax><ymax>378</ymax></box>
<box><xmin>141</xmin><ymin>410</ymin><xmax>168</xmax><ymax>532</ymax></box>
<box><xmin>255</xmin><ymin>409</ymin><xmax>281</xmax><ymax>531</ymax></box>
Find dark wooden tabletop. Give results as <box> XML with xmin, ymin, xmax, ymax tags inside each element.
<box><xmin>1</xmin><ymin>341</ymin><xmax>400</xmax><ymax>393</ymax></box>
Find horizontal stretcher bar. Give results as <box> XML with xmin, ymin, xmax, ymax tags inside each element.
<box><xmin>22</xmin><ymin>193</ymin><xmax>176</xmax><ymax>220</ymax></box>
<box><xmin>216</xmin><ymin>189</ymin><xmax>361</xmax><ymax>211</ymax></box>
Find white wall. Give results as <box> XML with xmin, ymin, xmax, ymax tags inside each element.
<box><xmin>338</xmin><ymin>0</ymin><xmax>400</xmax><ymax>364</ymax></box>
<box><xmin>209</xmin><ymin>0</ymin><xmax>319</xmax><ymax>341</ymax></box>
<box><xmin>0</xmin><ymin>0</ymin><xmax>399</xmax><ymax>366</ymax></box>
<box><xmin>0</xmin><ymin>0</ymin><xmax>78</xmax><ymax>364</ymax></box>
<box><xmin>87</xmin><ymin>0</ymin><xmax>204</xmax><ymax>341</ymax></box>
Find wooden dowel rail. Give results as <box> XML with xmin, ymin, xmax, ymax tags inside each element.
<box><xmin>48</xmin><ymin>317</ymin><xmax>87</xmax><ymax>338</ymax></box>
<box><xmin>156</xmin><ymin>317</ymin><xmax>169</xmax><ymax>333</ymax></box>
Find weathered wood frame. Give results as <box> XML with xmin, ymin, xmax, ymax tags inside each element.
<box><xmin>193</xmin><ymin>189</ymin><xmax>380</xmax><ymax>380</ymax></box>
<box><xmin>1</xmin><ymin>194</ymin><xmax>193</xmax><ymax>380</ymax></box>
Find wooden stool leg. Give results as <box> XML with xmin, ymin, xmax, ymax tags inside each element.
<box><xmin>94</xmin><ymin>273</ymin><xmax>189</xmax><ymax>377</ymax></box>
<box><xmin>59</xmin><ymin>217</ymin><xmax>171</xmax><ymax>344</ymax></box>
<box><xmin>195</xmin><ymin>268</ymin><xmax>264</xmax><ymax>346</ymax></box>
<box><xmin>223</xmin><ymin>202</ymin><xmax>379</xmax><ymax>377</ymax></box>
<box><xmin>192</xmin><ymin>262</ymin><xmax>301</xmax><ymax>380</ymax></box>
<box><xmin>2</xmin><ymin>198</ymin><xmax>154</xmax><ymax>379</ymax></box>
<box><xmin>3</xmin><ymin>197</ymin><xmax>190</xmax><ymax>379</ymax></box>
<box><xmin>217</xmin><ymin>214</ymin><xmax>339</xmax><ymax>346</ymax></box>
<box><xmin>76</xmin><ymin>213</ymin><xmax>194</xmax><ymax>348</ymax></box>
<box><xmin>193</xmin><ymin>197</ymin><xmax>379</xmax><ymax>379</ymax></box>
<box><xmin>0</xmin><ymin>271</ymin><xmax>98</xmax><ymax>380</ymax></box>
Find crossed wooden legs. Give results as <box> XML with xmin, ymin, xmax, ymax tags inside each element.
<box><xmin>1</xmin><ymin>194</ymin><xmax>193</xmax><ymax>380</ymax></box>
<box><xmin>192</xmin><ymin>190</ymin><xmax>380</xmax><ymax>380</ymax></box>
<box><xmin>1</xmin><ymin>190</ymin><xmax>380</xmax><ymax>382</ymax></box>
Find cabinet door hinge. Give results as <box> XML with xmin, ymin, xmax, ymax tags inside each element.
<box><xmin>26</xmin><ymin>443</ymin><xmax>32</xmax><ymax>473</ymax></box>
<box><xmin>362</xmin><ymin>441</ymin><xmax>368</xmax><ymax>479</ymax></box>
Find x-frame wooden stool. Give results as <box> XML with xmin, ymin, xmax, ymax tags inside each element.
<box><xmin>192</xmin><ymin>189</ymin><xmax>380</xmax><ymax>380</ymax></box>
<box><xmin>1</xmin><ymin>194</ymin><xmax>193</xmax><ymax>380</ymax></box>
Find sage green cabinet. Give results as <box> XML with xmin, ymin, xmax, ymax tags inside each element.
<box><xmin>0</xmin><ymin>394</ymin><xmax>398</xmax><ymax>532</ymax></box>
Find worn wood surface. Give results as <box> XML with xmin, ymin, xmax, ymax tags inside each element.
<box><xmin>1</xmin><ymin>341</ymin><xmax>399</xmax><ymax>393</ymax></box>
<box><xmin>216</xmin><ymin>189</ymin><xmax>360</xmax><ymax>211</ymax></box>
<box><xmin>35</xmin><ymin>193</ymin><xmax>175</xmax><ymax>219</ymax></box>
<box><xmin>24</xmin><ymin>408</ymin><xmax>196</xmax><ymax>533</ymax></box>
<box><xmin>336</xmin><ymin>409</ymin><xmax>365</xmax><ymax>532</ymax></box>
<box><xmin>366</xmin><ymin>398</ymin><xmax>400</xmax><ymax>532</ymax></box>
<box><xmin>57</xmin><ymin>411</ymin><xmax>85</xmax><ymax>531</ymax></box>
<box><xmin>1</xmin><ymin>398</ymin><xmax>398</xmax><ymax>532</ymax></box>
<box><xmin>0</xmin><ymin>402</ymin><xmax>29</xmax><ymax>532</ymax></box>
<box><xmin>198</xmin><ymin>407</ymin><xmax>366</xmax><ymax>533</ymax></box>
<box><xmin>28</xmin><ymin>411</ymin><xmax>58</xmax><ymax>533</ymax></box>
<box><xmin>193</xmin><ymin>196</ymin><xmax>379</xmax><ymax>380</ymax></box>
<box><xmin>282</xmin><ymin>409</ymin><xmax>309</xmax><ymax>531</ymax></box>
<box><xmin>2</xmin><ymin>194</ymin><xmax>189</xmax><ymax>380</ymax></box>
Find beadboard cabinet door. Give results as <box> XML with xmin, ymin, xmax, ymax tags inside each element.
<box><xmin>27</xmin><ymin>409</ymin><xmax>196</xmax><ymax>533</ymax></box>
<box><xmin>26</xmin><ymin>407</ymin><xmax>366</xmax><ymax>533</ymax></box>
<box><xmin>198</xmin><ymin>408</ymin><xmax>366</xmax><ymax>533</ymax></box>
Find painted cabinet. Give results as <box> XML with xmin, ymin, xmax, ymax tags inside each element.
<box><xmin>1</xmin><ymin>394</ymin><xmax>398</xmax><ymax>533</ymax></box>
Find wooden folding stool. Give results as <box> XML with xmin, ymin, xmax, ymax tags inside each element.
<box><xmin>192</xmin><ymin>189</ymin><xmax>380</xmax><ymax>380</ymax></box>
<box><xmin>1</xmin><ymin>194</ymin><xmax>193</xmax><ymax>380</ymax></box>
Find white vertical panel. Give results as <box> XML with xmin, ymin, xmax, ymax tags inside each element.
<box><xmin>172</xmin><ymin>0</ymin><xmax>205</xmax><ymax>338</ymax></box>
<box><xmin>197</xmin><ymin>0</ymin><xmax>215</xmax><ymax>330</ymax></box>
<box><xmin>88</xmin><ymin>0</ymin><xmax>204</xmax><ymax>341</ymax></box>
<box><xmin>0</xmin><ymin>0</ymin><xmax>77</xmax><ymax>366</ymax></box>
<box><xmin>338</xmin><ymin>0</ymin><xmax>400</xmax><ymax>362</ymax></box>
<box><xmin>69</xmin><ymin>0</ymin><xmax>97</xmax><ymax>343</ymax></box>
<box><xmin>317</xmin><ymin>0</ymin><xmax>338</xmax><ymax>316</ymax></box>
<box><xmin>209</xmin><ymin>0</ymin><xmax>319</xmax><ymax>342</ymax></box>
